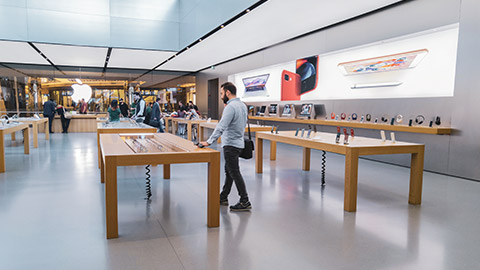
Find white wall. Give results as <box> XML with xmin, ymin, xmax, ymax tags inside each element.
<box><xmin>229</xmin><ymin>25</ymin><xmax>459</xmax><ymax>102</ymax></box>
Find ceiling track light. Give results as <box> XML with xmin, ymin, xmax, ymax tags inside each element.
<box><xmin>220</xmin><ymin>25</ymin><xmax>224</xmax><ymax>28</ymax></box>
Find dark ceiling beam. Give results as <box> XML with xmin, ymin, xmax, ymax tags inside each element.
<box><xmin>27</xmin><ymin>42</ymin><xmax>66</xmax><ymax>75</ymax></box>
<box><xmin>102</xmin><ymin>47</ymin><xmax>113</xmax><ymax>76</ymax></box>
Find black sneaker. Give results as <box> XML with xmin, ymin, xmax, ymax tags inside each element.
<box><xmin>220</xmin><ymin>198</ymin><xmax>228</xmax><ymax>206</ymax></box>
<box><xmin>230</xmin><ymin>201</ymin><xmax>252</xmax><ymax>211</ymax></box>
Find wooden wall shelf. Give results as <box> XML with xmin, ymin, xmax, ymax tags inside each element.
<box><xmin>248</xmin><ymin>116</ymin><xmax>452</xmax><ymax>135</ymax></box>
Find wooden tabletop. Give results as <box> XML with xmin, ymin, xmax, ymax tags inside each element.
<box><xmin>97</xmin><ymin>121</ymin><xmax>155</xmax><ymax>130</ymax></box>
<box><xmin>249</xmin><ymin>116</ymin><xmax>452</xmax><ymax>135</ymax></box>
<box><xmin>0</xmin><ymin>122</ymin><xmax>29</xmax><ymax>134</ymax></box>
<box><xmin>256</xmin><ymin>130</ymin><xmax>424</xmax><ymax>155</ymax></box>
<box><xmin>171</xmin><ymin>118</ymin><xmax>217</xmax><ymax>124</ymax></box>
<box><xmin>200</xmin><ymin>122</ymin><xmax>271</xmax><ymax>131</ymax></box>
<box><xmin>14</xmin><ymin>117</ymin><xmax>48</xmax><ymax>123</ymax></box>
<box><xmin>100</xmin><ymin>132</ymin><xmax>217</xmax><ymax>159</ymax></box>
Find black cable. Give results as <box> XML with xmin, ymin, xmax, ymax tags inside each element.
<box><xmin>145</xmin><ymin>165</ymin><xmax>152</xmax><ymax>200</ymax></box>
<box><xmin>321</xmin><ymin>151</ymin><xmax>326</xmax><ymax>186</ymax></box>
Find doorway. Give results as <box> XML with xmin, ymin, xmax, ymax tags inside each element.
<box><xmin>207</xmin><ymin>78</ymin><xmax>219</xmax><ymax>119</ymax></box>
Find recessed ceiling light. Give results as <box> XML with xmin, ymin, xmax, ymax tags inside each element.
<box><xmin>220</xmin><ymin>25</ymin><xmax>224</xmax><ymax>28</ymax></box>
<box><xmin>246</xmin><ymin>9</ymin><xmax>250</xmax><ymax>12</ymax></box>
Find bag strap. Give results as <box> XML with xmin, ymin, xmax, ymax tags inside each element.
<box><xmin>244</xmin><ymin>102</ymin><xmax>252</xmax><ymax>140</ymax></box>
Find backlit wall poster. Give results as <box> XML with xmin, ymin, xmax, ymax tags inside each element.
<box><xmin>280</xmin><ymin>55</ymin><xmax>319</xmax><ymax>101</ymax></box>
<box><xmin>337</xmin><ymin>49</ymin><xmax>428</xmax><ymax>75</ymax></box>
<box><xmin>229</xmin><ymin>24</ymin><xmax>458</xmax><ymax>101</ymax></box>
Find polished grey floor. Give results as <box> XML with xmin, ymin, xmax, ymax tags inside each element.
<box><xmin>1</xmin><ymin>132</ymin><xmax>479</xmax><ymax>270</ymax></box>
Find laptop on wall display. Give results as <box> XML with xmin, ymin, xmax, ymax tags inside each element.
<box><xmin>242</xmin><ymin>74</ymin><xmax>270</xmax><ymax>97</ymax></box>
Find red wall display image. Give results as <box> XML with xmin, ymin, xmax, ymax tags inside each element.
<box><xmin>281</xmin><ymin>70</ymin><xmax>301</xmax><ymax>101</ymax></box>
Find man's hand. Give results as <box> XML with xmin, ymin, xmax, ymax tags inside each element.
<box><xmin>198</xmin><ymin>141</ymin><xmax>210</xmax><ymax>147</ymax></box>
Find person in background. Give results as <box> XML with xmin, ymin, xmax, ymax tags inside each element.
<box><xmin>199</xmin><ymin>82</ymin><xmax>251</xmax><ymax>211</ymax></box>
<box><xmin>188</xmin><ymin>100</ymin><xmax>199</xmax><ymax>111</ymax></box>
<box><xmin>119</xmin><ymin>98</ymin><xmax>129</xmax><ymax>117</ymax></box>
<box><xmin>43</xmin><ymin>98</ymin><xmax>56</xmax><ymax>133</ymax></box>
<box><xmin>131</xmin><ymin>92</ymin><xmax>146</xmax><ymax>122</ymax></box>
<box><xmin>178</xmin><ymin>101</ymin><xmax>188</xmax><ymax>114</ymax></box>
<box><xmin>108</xmin><ymin>100</ymin><xmax>121</xmax><ymax>122</ymax></box>
<box><xmin>144</xmin><ymin>102</ymin><xmax>153</xmax><ymax>124</ymax></box>
<box><xmin>56</xmin><ymin>104</ymin><xmax>70</xmax><ymax>133</ymax></box>
<box><xmin>150</xmin><ymin>97</ymin><xmax>164</xmax><ymax>132</ymax></box>
<box><xmin>80</xmin><ymin>98</ymin><xmax>88</xmax><ymax>114</ymax></box>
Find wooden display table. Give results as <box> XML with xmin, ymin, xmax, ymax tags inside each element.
<box><xmin>96</xmin><ymin>121</ymin><xmax>157</xmax><ymax>168</ymax></box>
<box><xmin>99</xmin><ymin>133</ymin><xmax>220</xmax><ymax>239</ymax></box>
<box><xmin>255</xmin><ymin>131</ymin><xmax>424</xmax><ymax>212</ymax></box>
<box><xmin>39</xmin><ymin>114</ymin><xmax>107</xmax><ymax>133</ymax></box>
<box><xmin>171</xmin><ymin>118</ymin><xmax>218</xmax><ymax>141</ymax></box>
<box><xmin>164</xmin><ymin>116</ymin><xmax>173</xmax><ymax>133</ymax></box>
<box><xmin>249</xmin><ymin>116</ymin><xmax>452</xmax><ymax>135</ymax></box>
<box><xmin>15</xmin><ymin>118</ymin><xmax>49</xmax><ymax>148</ymax></box>
<box><xmin>0</xmin><ymin>123</ymin><xmax>30</xmax><ymax>172</ymax></box>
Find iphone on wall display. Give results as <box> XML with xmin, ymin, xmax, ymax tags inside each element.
<box><xmin>296</xmin><ymin>55</ymin><xmax>318</xmax><ymax>95</ymax></box>
<box><xmin>281</xmin><ymin>70</ymin><xmax>301</xmax><ymax>101</ymax></box>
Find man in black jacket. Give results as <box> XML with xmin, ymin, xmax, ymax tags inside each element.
<box><xmin>119</xmin><ymin>98</ymin><xmax>129</xmax><ymax>117</ymax></box>
<box><xmin>43</xmin><ymin>98</ymin><xmax>56</xmax><ymax>133</ymax></box>
<box><xmin>149</xmin><ymin>98</ymin><xmax>164</xmax><ymax>132</ymax></box>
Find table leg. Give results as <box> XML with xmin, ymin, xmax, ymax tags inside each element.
<box><xmin>0</xmin><ymin>134</ymin><xmax>5</xmax><ymax>173</ymax></box>
<box><xmin>270</xmin><ymin>141</ymin><xmax>277</xmax><ymax>161</ymax></box>
<box><xmin>11</xmin><ymin>132</ymin><xmax>15</xmax><ymax>141</ymax></box>
<box><xmin>100</xmin><ymin>147</ymin><xmax>105</xmax><ymax>183</ymax></box>
<box><xmin>187</xmin><ymin>123</ymin><xmax>192</xmax><ymax>141</ymax></box>
<box><xmin>199</xmin><ymin>126</ymin><xmax>204</xmax><ymax>141</ymax></box>
<box><xmin>409</xmin><ymin>147</ymin><xmax>424</xmax><ymax>205</ymax></box>
<box><xmin>32</xmin><ymin>123</ymin><xmax>38</xmax><ymax>148</ymax></box>
<box><xmin>255</xmin><ymin>137</ymin><xmax>263</xmax><ymax>174</ymax></box>
<box><xmin>165</xmin><ymin>119</ymin><xmax>170</xmax><ymax>133</ymax></box>
<box><xmin>97</xmin><ymin>132</ymin><xmax>101</xmax><ymax>168</ymax></box>
<box><xmin>23</xmin><ymin>128</ymin><xmax>29</xmax><ymax>154</ymax></box>
<box><xmin>105</xmin><ymin>157</ymin><xmax>118</xmax><ymax>239</ymax></box>
<box><xmin>163</xmin><ymin>164</ymin><xmax>171</xmax><ymax>180</ymax></box>
<box><xmin>45</xmin><ymin>121</ymin><xmax>49</xmax><ymax>140</ymax></box>
<box><xmin>207</xmin><ymin>153</ymin><xmax>220</xmax><ymax>227</ymax></box>
<box><xmin>302</xmin><ymin>147</ymin><xmax>311</xmax><ymax>171</ymax></box>
<box><xmin>344</xmin><ymin>148</ymin><xmax>359</xmax><ymax>212</ymax></box>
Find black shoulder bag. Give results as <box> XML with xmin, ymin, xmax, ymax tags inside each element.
<box><xmin>240</xmin><ymin>120</ymin><xmax>254</xmax><ymax>159</ymax></box>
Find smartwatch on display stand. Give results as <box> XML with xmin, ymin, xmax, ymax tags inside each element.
<box><xmin>435</xmin><ymin>116</ymin><xmax>441</xmax><ymax>126</ymax></box>
<box><xmin>360</xmin><ymin>115</ymin><xmax>365</xmax><ymax>123</ymax></box>
<box><xmin>390</xmin><ymin>118</ymin><xmax>395</xmax><ymax>125</ymax></box>
<box><xmin>380</xmin><ymin>130</ymin><xmax>386</xmax><ymax>142</ymax></box>
<box><xmin>340</xmin><ymin>113</ymin><xmax>346</xmax><ymax>120</ymax></box>
<box><xmin>331</xmin><ymin>112</ymin><xmax>336</xmax><ymax>120</ymax></box>
<box><xmin>395</xmin><ymin>114</ymin><xmax>404</xmax><ymax>125</ymax></box>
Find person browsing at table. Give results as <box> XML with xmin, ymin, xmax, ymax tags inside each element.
<box><xmin>199</xmin><ymin>82</ymin><xmax>251</xmax><ymax>211</ymax></box>
<box><xmin>43</xmin><ymin>98</ymin><xmax>56</xmax><ymax>133</ymax></box>
<box><xmin>108</xmin><ymin>100</ymin><xmax>121</xmax><ymax>122</ymax></box>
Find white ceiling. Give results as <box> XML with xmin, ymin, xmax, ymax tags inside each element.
<box><xmin>158</xmin><ymin>0</ymin><xmax>403</xmax><ymax>72</ymax></box>
<box><xmin>108</xmin><ymin>48</ymin><xmax>175</xmax><ymax>69</ymax></box>
<box><xmin>0</xmin><ymin>40</ymin><xmax>49</xmax><ymax>65</ymax></box>
<box><xmin>35</xmin><ymin>43</ymin><xmax>108</xmax><ymax>67</ymax></box>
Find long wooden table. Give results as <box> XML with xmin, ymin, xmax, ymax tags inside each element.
<box><xmin>249</xmin><ymin>116</ymin><xmax>452</xmax><ymax>135</ymax></box>
<box><xmin>96</xmin><ymin>121</ymin><xmax>157</xmax><ymax>168</ymax></box>
<box><xmin>14</xmin><ymin>118</ymin><xmax>49</xmax><ymax>148</ymax></box>
<box><xmin>255</xmin><ymin>131</ymin><xmax>424</xmax><ymax>212</ymax></box>
<box><xmin>39</xmin><ymin>114</ymin><xmax>108</xmax><ymax>133</ymax></box>
<box><xmin>199</xmin><ymin>122</ymin><xmax>274</xmax><ymax>145</ymax></box>
<box><xmin>171</xmin><ymin>118</ymin><xmax>217</xmax><ymax>141</ymax></box>
<box><xmin>0</xmin><ymin>123</ymin><xmax>30</xmax><ymax>172</ymax></box>
<box><xmin>99</xmin><ymin>133</ymin><xmax>220</xmax><ymax>239</ymax></box>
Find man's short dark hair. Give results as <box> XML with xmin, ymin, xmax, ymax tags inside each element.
<box><xmin>221</xmin><ymin>82</ymin><xmax>236</xmax><ymax>95</ymax></box>
<box><xmin>156</xmin><ymin>97</ymin><xmax>161</xmax><ymax>102</ymax></box>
